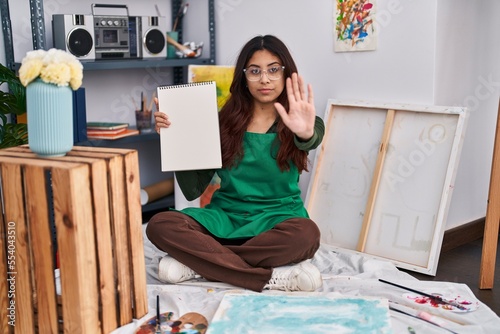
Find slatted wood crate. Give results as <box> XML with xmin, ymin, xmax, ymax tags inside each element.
<box><xmin>0</xmin><ymin>145</ymin><xmax>148</xmax><ymax>333</ymax></box>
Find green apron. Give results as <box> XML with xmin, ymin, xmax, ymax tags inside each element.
<box><xmin>181</xmin><ymin>132</ymin><xmax>309</xmax><ymax>239</ymax></box>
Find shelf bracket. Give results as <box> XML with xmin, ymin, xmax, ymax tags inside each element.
<box><xmin>29</xmin><ymin>0</ymin><xmax>46</xmax><ymax>50</ymax></box>
<box><xmin>0</xmin><ymin>0</ymin><xmax>15</xmax><ymax>70</ymax></box>
<box><xmin>208</xmin><ymin>0</ymin><xmax>215</xmax><ymax>64</ymax></box>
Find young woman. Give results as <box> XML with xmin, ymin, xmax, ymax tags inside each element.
<box><xmin>146</xmin><ymin>35</ymin><xmax>325</xmax><ymax>292</ymax></box>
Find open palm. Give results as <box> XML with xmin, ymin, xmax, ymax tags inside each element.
<box><xmin>275</xmin><ymin>73</ymin><xmax>316</xmax><ymax>140</ymax></box>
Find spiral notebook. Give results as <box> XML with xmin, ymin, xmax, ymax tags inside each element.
<box><xmin>157</xmin><ymin>81</ymin><xmax>221</xmax><ymax>171</ymax></box>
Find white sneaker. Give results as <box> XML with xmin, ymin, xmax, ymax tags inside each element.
<box><xmin>158</xmin><ymin>256</ymin><xmax>199</xmax><ymax>283</ymax></box>
<box><xmin>264</xmin><ymin>261</ymin><xmax>322</xmax><ymax>292</ymax></box>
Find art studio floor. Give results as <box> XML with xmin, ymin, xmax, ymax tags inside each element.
<box><xmin>142</xmin><ymin>210</ymin><xmax>500</xmax><ymax>317</ymax></box>
<box><xmin>405</xmin><ymin>237</ymin><xmax>500</xmax><ymax>316</ymax></box>
<box><xmin>120</xmin><ymin>220</ymin><xmax>500</xmax><ymax>333</ymax></box>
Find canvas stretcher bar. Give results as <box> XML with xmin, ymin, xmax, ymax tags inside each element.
<box><xmin>305</xmin><ymin>100</ymin><xmax>467</xmax><ymax>275</ymax></box>
<box><xmin>357</xmin><ymin>109</ymin><xmax>395</xmax><ymax>252</ymax></box>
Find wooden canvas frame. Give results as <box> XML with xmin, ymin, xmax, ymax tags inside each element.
<box><xmin>305</xmin><ymin>100</ymin><xmax>467</xmax><ymax>275</ymax></box>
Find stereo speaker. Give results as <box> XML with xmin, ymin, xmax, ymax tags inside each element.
<box><xmin>141</xmin><ymin>16</ymin><xmax>167</xmax><ymax>58</ymax></box>
<box><xmin>52</xmin><ymin>14</ymin><xmax>95</xmax><ymax>60</ymax></box>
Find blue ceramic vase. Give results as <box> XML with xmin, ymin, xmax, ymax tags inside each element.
<box><xmin>26</xmin><ymin>79</ymin><xmax>73</xmax><ymax>157</ymax></box>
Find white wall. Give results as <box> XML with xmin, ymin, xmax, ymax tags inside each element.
<box><xmin>210</xmin><ymin>0</ymin><xmax>499</xmax><ymax>230</ymax></box>
<box><xmin>1</xmin><ymin>0</ymin><xmax>498</xmax><ymax>229</ymax></box>
<box><xmin>214</xmin><ymin>0</ymin><xmax>437</xmax><ymax>105</ymax></box>
<box><xmin>434</xmin><ymin>0</ymin><xmax>500</xmax><ymax>228</ymax></box>
<box><xmin>211</xmin><ymin>0</ymin><xmax>440</xmax><ymax>203</ymax></box>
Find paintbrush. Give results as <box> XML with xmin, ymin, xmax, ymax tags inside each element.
<box><xmin>131</xmin><ymin>96</ymin><xmax>140</xmax><ymax>111</ymax></box>
<box><xmin>389</xmin><ymin>301</ymin><xmax>460</xmax><ymax>334</ymax></box>
<box><xmin>379</xmin><ymin>279</ymin><xmax>468</xmax><ymax>311</ymax></box>
<box><xmin>172</xmin><ymin>2</ymin><xmax>189</xmax><ymax>31</ymax></box>
<box><xmin>155</xmin><ymin>295</ymin><xmax>161</xmax><ymax>334</ymax></box>
<box><xmin>166</xmin><ymin>35</ymin><xmax>196</xmax><ymax>57</ymax></box>
<box><xmin>148</xmin><ymin>91</ymin><xmax>156</xmax><ymax>112</ymax></box>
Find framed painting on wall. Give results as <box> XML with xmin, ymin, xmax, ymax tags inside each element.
<box><xmin>334</xmin><ymin>0</ymin><xmax>377</xmax><ymax>52</ymax></box>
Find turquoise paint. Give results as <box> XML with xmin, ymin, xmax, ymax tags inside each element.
<box><xmin>208</xmin><ymin>294</ymin><xmax>392</xmax><ymax>333</ymax></box>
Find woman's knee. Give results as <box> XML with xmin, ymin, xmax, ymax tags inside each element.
<box><xmin>301</xmin><ymin>220</ymin><xmax>321</xmax><ymax>255</ymax></box>
<box><xmin>146</xmin><ymin>211</ymin><xmax>205</xmax><ymax>241</ymax></box>
<box><xmin>283</xmin><ymin>218</ymin><xmax>320</xmax><ymax>244</ymax></box>
<box><xmin>305</xmin><ymin>219</ymin><xmax>321</xmax><ymax>243</ymax></box>
<box><xmin>278</xmin><ymin>218</ymin><xmax>321</xmax><ymax>261</ymax></box>
<box><xmin>146</xmin><ymin>211</ymin><xmax>181</xmax><ymax>241</ymax></box>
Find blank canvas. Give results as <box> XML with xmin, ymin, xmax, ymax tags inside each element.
<box><xmin>305</xmin><ymin>100</ymin><xmax>467</xmax><ymax>275</ymax></box>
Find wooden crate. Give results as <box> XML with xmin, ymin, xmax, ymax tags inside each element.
<box><xmin>0</xmin><ymin>145</ymin><xmax>148</xmax><ymax>333</ymax></box>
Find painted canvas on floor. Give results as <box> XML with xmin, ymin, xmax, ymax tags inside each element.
<box><xmin>207</xmin><ymin>293</ymin><xmax>393</xmax><ymax>333</ymax></box>
<box><xmin>334</xmin><ymin>0</ymin><xmax>377</xmax><ymax>52</ymax></box>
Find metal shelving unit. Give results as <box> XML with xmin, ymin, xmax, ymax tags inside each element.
<box><xmin>1</xmin><ymin>0</ymin><xmax>216</xmax><ymax>212</ymax></box>
<box><xmin>81</xmin><ymin>57</ymin><xmax>213</xmax><ymax>71</ymax></box>
<box><xmin>1</xmin><ymin>0</ymin><xmax>216</xmax><ymax>71</ymax></box>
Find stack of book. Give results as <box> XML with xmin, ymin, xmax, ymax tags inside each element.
<box><xmin>86</xmin><ymin>122</ymin><xmax>140</xmax><ymax>140</ymax></box>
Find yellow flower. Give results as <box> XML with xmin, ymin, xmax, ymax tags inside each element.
<box><xmin>18</xmin><ymin>48</ymin><xmax>83</xmax><ymax>90</ymax></box>
<box><xmin>18</xmin><ymin>59</ymin><xmax>43</xmax><ymax>87</ymax></box>
<box><xmin>68</xmin><ymin>62</ymin><xmax>83</xmax><ymax>90</ymax></box>
<box><xmin>40</xmin><ymin>63</ymin><xmax>71</xmax><ymax>87</ymax></box>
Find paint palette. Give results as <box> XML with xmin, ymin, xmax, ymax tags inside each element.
<box><xmin>134</xmin><ymin>311</ymin><xmax>208</xmax><ymax>334</ymax></box>
<box><xmin>403</xmin><ymin>292</ymin><xmax>479</xmax><ymax>313</ymax></box>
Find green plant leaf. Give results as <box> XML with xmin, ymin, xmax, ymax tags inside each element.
<box><xmin>0</xmin><ymin>63</ymin><xmax>26</xmax><ymax>115</ymax></box>
<box><xmin>0</xmin><ymin>63</ymin><xmax>28</xmax><ymax>148</ymax></box>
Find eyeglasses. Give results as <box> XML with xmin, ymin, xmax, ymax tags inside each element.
<box><xmin>243</xmin><ymin>65</ymin><xmax>285</xmax><ymax>81</ymax></box>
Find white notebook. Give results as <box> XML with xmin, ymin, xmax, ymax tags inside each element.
<box><xmin>157</xmin><ymin>81</ymin><xmax>221</xmax><ymax>171</ymax></box>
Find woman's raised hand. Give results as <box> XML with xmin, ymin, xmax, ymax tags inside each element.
<box><xmin>274</xmin><ymin>73</ymin><xmax>316</xmax><ymax>141</ymax></box>
<box><xmin>154</xmin><ymin>97</ymin><xmax>171</xmax><ymax>134</ymax></box>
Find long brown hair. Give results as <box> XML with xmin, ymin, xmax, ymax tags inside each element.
<box><xmin>219</xmin><ymin>35</ymin><xmax>309</xmax><ymax>173</ymax></box>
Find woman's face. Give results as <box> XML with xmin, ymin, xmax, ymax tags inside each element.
<box><xmin>244</xmin><ymin>49</ymin><xmax>285</xmax><ymax>107</ymax></box>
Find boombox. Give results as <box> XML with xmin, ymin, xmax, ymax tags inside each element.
<box><xmin>92</xmin><ymin>3</ymin><xmax>130</xmax><ymax>59</ymax></box>
<box><xmin>93</xmin><ymin>14</ymin><xmax>130</xmax><ymax>59</ymax></box>
<box><xmin>52</xmin><ymin>14</ymin><xmax>95</xmax><ymax>60</ymax></box>
<box><xmin>52</xmin><ymin>14</ymin><xmax>167</xmax><ymax>60</ymax></box>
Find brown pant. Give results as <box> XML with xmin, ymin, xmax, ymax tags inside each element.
<box><xmin>146</xmin><ymin>210</ymin><xmax>321</xmax><ymax>292</ymax></box>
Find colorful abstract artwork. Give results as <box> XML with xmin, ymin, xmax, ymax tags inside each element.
<box><xmin>207</xmin><ymin>293</ymin><xmax>393</xmax><ymax>333</ymax></box>
<box><xmin>335</xmin><ymin>0</ymin><xmax>377</xmax><ymax>52</ymax></box>
<box><xmin>188</xmin><ymin>65</ymin><xmax>235</xmax><ymax>110</ymax></box>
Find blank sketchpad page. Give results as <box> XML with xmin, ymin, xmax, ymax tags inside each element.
<box><xmin>158</xmin><ymin>81</ymin><xmax>222</xmax><ymax>171</ymax></box>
